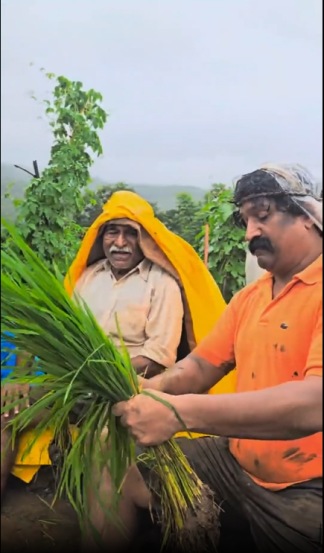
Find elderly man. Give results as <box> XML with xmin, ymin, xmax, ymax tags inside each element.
<box><xmin>65</xmin><ymin>190</ymin><xmax>236</xmax><ymax>548</ymax></box>
<box><xmin>66</xmin><ymin>190</ymin><xmax>230</xmax><ymax>378</ymax></box>
<box><xmin>110</xmin><ymin>164</ymin><xmax>322</xmax><ymax>553</ymax></box>
<box><xmin>74</xmin><ymin>220</ymin><xmax>184</xmax><ymax>378</ymax></box>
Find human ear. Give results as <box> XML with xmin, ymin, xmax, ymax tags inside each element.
<box><xmin>303</xmin><ymin>216</ymin><xmax>315</xmax><ymax>231</ymax></box>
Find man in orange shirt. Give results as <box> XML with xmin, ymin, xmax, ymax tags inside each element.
<box><xmin>105</xmin><ymin>164</ymin><xmax>322</xmax><ymax>552</ymax></box>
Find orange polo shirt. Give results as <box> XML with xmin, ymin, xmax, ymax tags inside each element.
<box><xmin>194</xmin><ymin>255</ymin><xmax>322</xmax><ymax>491</ymax></box>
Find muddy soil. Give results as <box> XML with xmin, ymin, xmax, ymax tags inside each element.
<box><xmin>1</xmin><ymin>470</ymin><xmax>245</xmax><ymax>553</ymax></box>
<box><xmin>0</xmin><ymin>469</ymin><xmax>160</xmax><ymax>553</ymax></box>
<box><xmin>1</xmin><ymin>470</ymin><xmax>80</xmax><ymax>553</ymax></box>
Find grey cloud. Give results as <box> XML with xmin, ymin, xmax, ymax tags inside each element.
<box><xmin>1</xmin><ymin>0</ymin><xmax>321</xmax><ymax>186</ymax></box>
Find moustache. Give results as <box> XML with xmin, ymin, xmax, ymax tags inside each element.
<box><xmin>248</xmin><ymin>237</ymin><xmax>274</xmax><ymax>255</ymax></box>
<box><xmin>109</xmin><ymin>246</ymin><xmax>132</xmax><ymax>254</ymax></box>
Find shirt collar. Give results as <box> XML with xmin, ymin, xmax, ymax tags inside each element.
<box><xmin>293</xmin><ymin>254</ymin><xmax>322</xmax><ymax>285</ymax></box>
<box><xmin>254</xmin><ymin>253</ymin><xmax>322</xmax><ymax>287</ymax></box>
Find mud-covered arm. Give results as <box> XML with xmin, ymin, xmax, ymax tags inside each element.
<box><xmin>114</xmin><ymin>308</ymin><xmax>322</xmax><ymax>444</ymax></box>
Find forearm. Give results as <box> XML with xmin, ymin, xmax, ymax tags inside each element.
<box><xmin>146</xmin><ymin>354</ymin><xmax>231</xmax><ymax>395</ymax></box>
<box><xmin>174</xmin><ymin>378</ymin><xmax>322</xmax><ymax>440</ymax></box>
<box><xmin>131</xmin><ymin>356</ymin><xmax>165</xmax><ymax>378</ymax></box>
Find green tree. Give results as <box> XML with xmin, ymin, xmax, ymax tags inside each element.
<box><xmin>176</xmin><ymin>193</ymin><xmax>204</xmax><ymax>245</ymax></box>
<box><xmin>17</xmin><ymin>74</ymin><xmax>107</xmax><ymax>270</ymax></box>
<box><xmin>157</xmin><ymin>207</ymin><xmax>178</xmax><ymax>231</ymax></box>
<box><xmin>198</xmin><ymin>183</ymin><xmax>246</xmax><ymax>302</ymax></box>
<box><xmin>158</xmin><ymin>193</ymin><xmax>204</xmax><ymax>245</ymax></box>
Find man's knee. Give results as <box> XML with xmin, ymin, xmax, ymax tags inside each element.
<box><xmin>126</xmin><ymin>465</ymin><xmax>151</xmax><ymax>509</ymax></box>
<box><xmin>1</xmin><ymin>417</ymin><xmax>18</xmax><ymax>495</ymax></box>
<box><xmin>91</xmin><ymin>431</ymin><xmax>151</xmax><ymax>508</ymax></box>
<box><xmin>95</xmin><ymin>463</ymin><xmax>151</xmax><ymax>509</ymax></box>
<box><xmin>1</xmin><ymin>416</ymin><xmax>14</xmax><ymax>451</ymax></box>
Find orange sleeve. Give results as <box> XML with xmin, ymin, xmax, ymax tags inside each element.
<box><xmin>304</xmin><ymin>303</ymin><xmax>322</xmax><ymax>378</ymax></box>
<box><xmin>192</xmin><ymin>295</ymin><xmax>237</xmax><ymax>367</ymax></box>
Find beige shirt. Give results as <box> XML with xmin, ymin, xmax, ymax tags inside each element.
<box><xmin>75</xmin><ymin>258</ymin><xmax>184</xmax><ymax>367</ymax></box>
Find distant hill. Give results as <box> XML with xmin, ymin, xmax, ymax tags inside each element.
<box><xmin>1</xmin><ymin>164</ymin><xmax>32</xmax><ymax>219</ymax></box>
<box><xmin>1</xmin><ymin>163</ymin><xmax>207</xmax><ymax>218</ymax></box>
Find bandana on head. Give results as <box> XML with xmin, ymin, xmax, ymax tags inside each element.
<box><xmin>234</xmin><ymin>163</ymin><xmax>322</xmax><ymax>232</ymax></box>
<box><xmin>259</xmin><ymin>163</ymin><xmax>322</xmax><ymax>232</ymax></box>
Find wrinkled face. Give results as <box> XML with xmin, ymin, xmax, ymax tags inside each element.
<box><xmin>102</xmin><ymin>223</ymin><xmax>144</xmax><ymax>273</ymax></box>
<box><xmin>239</xmin><ymin>197</ymin><xmax>310</xmax><ymax>274</ymax></box>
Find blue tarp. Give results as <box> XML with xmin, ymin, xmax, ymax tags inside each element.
<box><xmin>1</xmin><ymin>332</ymin><xmax>43</xmax><ymax>380</ymax></box>
<box><xmin>1</xmin><ymin>332</ymin><xmax>17</xmax><ymax>379</ymax></box>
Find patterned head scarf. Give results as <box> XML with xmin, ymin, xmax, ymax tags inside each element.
<box><xmin>234</xmin><ymin>163</ymin><xmax>322</xmax><ymax>232</ymax></box>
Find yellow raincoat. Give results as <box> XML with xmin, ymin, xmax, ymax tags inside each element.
<box><xmin>12</xmin><ymin>191</ymin><xmax>236</xmax><ymax>482</ymax></box>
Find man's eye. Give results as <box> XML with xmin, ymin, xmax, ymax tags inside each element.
<box><xmin>257</xmin><ymin>214</ymin><xmax>269</xmax><ymax>222</ymax></box>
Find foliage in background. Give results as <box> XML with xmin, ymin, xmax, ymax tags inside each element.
<box><xmin>15</xmin><ymin>73</ymin><xmax>107</xmax><ymax>271</ymax></box>
<box><xmin>1</xmin><ymin>72</ymin><xmax>246</xmax><ymax>297</ymax></box>
<box><xmin>197</xmin><ymin>183</ymin><xmax>246</xmax><ymax>302</ymax></box>
<box><xmin>157</xmin><ymin>192</ymin><xmax>204</xmax><ymax>246</ymax></box>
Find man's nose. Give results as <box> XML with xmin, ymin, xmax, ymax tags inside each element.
<box><xmin>114</xmin><ymin>232</ymin><xmax>127</xmax><ymax>248</ymax></box>
<box><xmin>245</xmin><ymin>219</ymin><xmax>262</xmax><ymax>242</ymax></box>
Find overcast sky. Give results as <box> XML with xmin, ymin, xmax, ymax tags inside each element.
<box><xmin>1</xmin><ymin>0</ymin><xmax>322</xmax><ymax>187</ymax></box>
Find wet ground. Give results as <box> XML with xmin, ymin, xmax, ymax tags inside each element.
<box><xmin>0</xmin><ymin>469</ymin><xmax>160</xmax><ymax>553</ymax></box>
<box><xmin>1</xmin><ymin>470</ymin><xmax>80</xmax><ymax>553</ymax></box>
<box><xmin>1</xmin><ymin>469</ymin><xmax>254</xmax><ymax>553</ymax></box>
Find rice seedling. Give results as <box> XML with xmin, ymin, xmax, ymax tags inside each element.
<box><xmin>1</xmin><ymin>220</ymin><xmax>213</xmax><ymax>550</ymax></box>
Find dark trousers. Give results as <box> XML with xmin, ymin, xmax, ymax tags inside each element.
<box><xmin>138</xmin><ymin>437</ymin><xmax>322</xmax><ymax>553</ymax></box>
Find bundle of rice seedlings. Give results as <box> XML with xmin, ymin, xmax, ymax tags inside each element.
<box><xmin>1</xmin><ymin>221</ymin><xmax>218</xmax><ymax>551</ymax></box>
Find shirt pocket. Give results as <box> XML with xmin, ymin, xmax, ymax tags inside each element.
<box><xmin>111</xmin><ymin>303</ymin><xmax>150</xmax><ymax>346</ymax></box>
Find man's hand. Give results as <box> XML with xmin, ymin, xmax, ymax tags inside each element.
<box><xmin>112</xmin><ymin>390</ymin><xmax>183</xmax><ymax>446</ymax></box>
<box><xmin>137</xmin><ymin>373</ymin><xmax>167</xmax><ymax>392</ymax></box>
<box><xmin>1</xmin><ymin>383</ymin><xmax>30</xmax><ymax>418</ymax></box>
